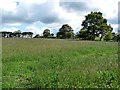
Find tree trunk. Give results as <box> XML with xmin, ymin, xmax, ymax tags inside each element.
<box><xmin>100</xmin><ymin>35</ymin><xmax>103</xmax><ymax>41</ymax></box>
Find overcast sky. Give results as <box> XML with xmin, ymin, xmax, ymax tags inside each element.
<box><xmin>0</xmin><ymin>0</ymin><xmax>119</xmax><ymax>35</ymax></box>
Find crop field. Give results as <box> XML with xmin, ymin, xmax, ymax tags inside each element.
<box><xmin>2</xmin><ymin>38</ymin><xmax>119</xmax><ymax>88</ymax></box>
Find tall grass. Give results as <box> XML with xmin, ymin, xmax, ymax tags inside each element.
<box><xmin>2</xmin><ymin>38</ymin><xmax>118</xmax><ymax>88</ymax></box>
<box><xmin>0</xmin><ymin>37</ymin><xmax>2</xmax><ymax>89</ymax></box>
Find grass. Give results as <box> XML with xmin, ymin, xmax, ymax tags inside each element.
<box><xmin>2</xmin><ymin>38</ymin><xmax>119</xmax><ymax>88</ymax></box>
<box><xmin>0</xmin><ymin>38</ymin><xmax>2</xmax><ymax>89</ymax></box>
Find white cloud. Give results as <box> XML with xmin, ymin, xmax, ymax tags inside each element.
<box><xmin>0</xmin><ymin>0</ymin><xmax>16</xmax><ymax>11</ymax></box>
<box><xmin>91</xmin><ymin>0</ymin><xmax>118</xmax><ymax>18</ymax></box>
<box><xmin>21</xmin><ymin>0</ymin><xmax>47</xmax><ymax>4</ymax></box>
<box><xmin>26</xmin><ymin>26</ymin><xmax>43</xmax><ymax>36</ymax></box>
<box><xmin>25</xmin><ymin>21</ymin><xmax>47</xmax><ymax>36</ymax></box>
<box><xmin>2</xmin><ymin>23</ymin><xmax>22</xmax><ymax>26</ymax></box>
<box><xmin>0</xmin><ymin>27</ymin><xmax>19</xmax><ymax>32</ymax></box>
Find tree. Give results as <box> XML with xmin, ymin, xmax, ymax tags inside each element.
<box><xmin>6</xmin><ymin>32</ymin><xmax>13</xmax><ymax>38</ymax></box>
<box><xmin>57</xmin><ymin>24</ymin><xmax>74</xmax><ymax>39</ymax></box>
<box><xmin>51</xmin><ymin>33</ymin><xmax>54</xmax><ymax>37</ymax></box>
<box><xmin>1</xmin><ymin>31</ymin><xmax>7</xmax><ymax>38</ymax></box>
<box><xmin>99</xmin><ymin>24</ymin><xmax>113</xmax><ymax>41</ymax></box>
<box><xmin>27</xmin><ymin>32</ymin><xmax>33</xmax><ymax>38</ymax></box>
<box><xmin>43</xmin><ymin>29</ymin><xmax>50</xmax><ymax>38</ymax></box>
<box><xmin>9</xmin><ymin>32</ymin><xmax>14</xmax><ymax>38</ymax></box>
<box><xmin>117</xmin><ymin>34</ymin><xmax>120</xmax><ymax>41</ymax></box>
<box><xmin>113</xmin><ymin>33</ymin><xmax>120</xmax><ymax>41</ymax></box>
<box><xmin>80</xmin><ymin>11</ymin><xmax>113</xmax><ymax>41</ymax></box>
<box><xmin>104</xmin><ymin>32</ymin><xmax>113</xmax><ymax>41</ymax></box>
<box><xmin>78</xmin><ymin>29</ymin><xmax>89</xmax><ymax>40</ymax></box>
<box><xmin>1</xmin><ymin>31</ymin><xmax>13</xmax><ymax>38</ymax></box>
<box><xmin>22</xmin><ymin>32</ymin><xmax>28</xmax><ymax>38</ymax></box>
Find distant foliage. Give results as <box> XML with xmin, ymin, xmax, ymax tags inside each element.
<box><xmin>78</xmin><ymin>12</ymin><xmax>113</xmax><ymax>41</ymax></box>
<box><xmin>57</xmin><ymin>24</ymin><xmax>74</xmax><ymax>39</ymax></box>
<box><xmin>0</xmin><ymin>30</ymin><xmax>33</xmax><ymax>38</ymax></box>
<box><xmin>43</xmin><ymin>29</ymin><xmax>51</xmax><ymax>38</ymax></box>
<box><xmin>104</xmin><ymin>32</ymin><xmax>114</xmax><ymax>41</ymax></box>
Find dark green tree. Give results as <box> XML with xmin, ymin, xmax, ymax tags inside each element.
<box><xmin>117</xmin><ymin>34</ymin><xmax>120</xmax><ymax>41</ymax></box>
<box><xmin>78</xmin><ymin>29</ymin><xmax>90</xmax><ymax>40</ymax></box>
<box><xmin>104</xmin><ymin>32</ymin><xmax>113</xmax><ymax>41</ymax></box>
<box><xmin>28</xmin><ymin>32</ymin><xmax>33</xmax><ymax>38</ymax></box>
<box><xmin>9</xmin><ymin>32</ymin><xmax>14</xmax><ymax>38</ymax></box>
<box><xmin>80</xmin><ymin>11</ymin><xmax>113</xmax><ymax>41</ymax></box>
<box><xmin>22</xmin><ymin>32</ymin><xmax>28</xmax><ymax>38</ymax></box>
<box><xmin>113</xmin><ymin>33</ymin><xmax>120</xmax><ymax>41</ymax></box>
<box><xmin>99</xmin><ymin>24</ymin><xmax>113</xmax><ymax>41</ymax></box>
<box><xmin>1</xmin><ymin>31</ymin><xmax>7</xmax><ymax>38</ymax></box>
<box><xmin>57</xmin><ymin>24</ymin><xmax>74</xmax><ymax>39</ymax></box>
<box><xmin>43</xmin><ymin>29</ymin><xmax>50</xmax><ymax>38</ymax></box>
<box><xmin>51</xmin><ymin>33</ymin><xmax>54</xmax><ymax>37</ymax></box>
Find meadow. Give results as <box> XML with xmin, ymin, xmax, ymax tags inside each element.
<box><xmin>2</xmin><ymin>38</ymin><xmax>119</xmax><ymax>88</ymax></box>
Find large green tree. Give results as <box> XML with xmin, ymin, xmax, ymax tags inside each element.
<box><xmin>80</xmin><ymin>12</ymin><xmax>113</xmax><ymax>41</ymax></box>
<box><xmin>43</xmin><ymin>29</ymin><xmax>50</xmax><ymax>38</ymax></box>
<box><xmin>57</xmin><ymin>24</ymin><xmax>74</xmax><ymax>39</ymax></box>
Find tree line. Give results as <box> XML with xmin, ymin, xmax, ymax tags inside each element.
<box><xmin>0</xmin><ymin>30</ymin><xmax>33</xmax><ymax>38</ymax></box>
<box><xmin>0</xmin><ymin>11</ymin><xmax>119</xmax><ymax>41</ymax></box>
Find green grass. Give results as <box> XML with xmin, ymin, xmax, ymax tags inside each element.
<box><xmin>2</xmin><ymin>38</ymin><xmax>119</xmax><ymax>88</ymax></box>
<box><xmin>0</xmin><ymin>38</ymin><xmax>2</xmax><ymax>89</ymax></box>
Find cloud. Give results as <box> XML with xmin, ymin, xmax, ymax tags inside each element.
<box><xmin>1</xmin><ymin>0</ymin><xmax>119</xmax><ymax>35</ymax></box>
<box><xmin>59</xmin><ymin>1</ymin><xmax>99</xmax><ymax>15</ymax></box>
<box><xmin>2</xmin><ymin>1</ymin><xmax>62</xmax><ymax>25</ymax></box>
<box><xmin>60</xmin><ymin>2</ymin><xmax>90</xmax><ymax>13</ymax></box>
<box><xmin>40</xmin><ymin>15</ymin><xmax>61</xmax><ymax>24</ymax></box>
<box><xmin>0</xmin><ymin>0</ymin><xmax>16</xmax><ymax>11</ymax></box>
<box><xmin>25</xmin><ymin>21</ymin><xmax>45</xmax><ymax>35</ymax></box>
<box><xmin>25</xmin><ymin>21</ymin><xmax>59</xmax><ymax>36</ymax></box>
<box><xmin>2</xmin><ymin>3</ymin><xmax>33</xmax><ymax>25</ymax></box>
<box><xmin>0</xmin><ymin>27</ymin><xmax>19</xmax><ymax>32</ymax></box>
<box><xmin>91</xmin><ymin>0</ymin><xmax>118</xmax><ymax>18</ymax></box>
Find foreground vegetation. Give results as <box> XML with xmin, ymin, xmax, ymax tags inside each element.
<box><xmin>2</xmin><ymin>38</ymin><xmax>119</xmax><ymax>88</ymax></box>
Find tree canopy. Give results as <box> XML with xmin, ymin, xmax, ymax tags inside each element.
<box><xmin>57</xmin><ymin>24</ymin><xmax>74</xmax><ymax>39</ymax></box>
<box><xmin>0</xmin><ymin>30</ymin><xmax>33</xmax><ymax>38</ymax></box>
<box><xmin>43</xmin><ymin>29</ymin><xmax>50</xmax><ymax>38</ymax></box>
<box><xmin>79</xmin><ymin>12</ymin><xmax>113</xmax><ymax>41</ymax></box>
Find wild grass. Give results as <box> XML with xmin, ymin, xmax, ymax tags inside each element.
<box><xmin>2</xmin><ymin>38</ymin><xmax>119</xmax><ymax>88</ymax></box>
<box><xmin>0</xmin><ymin>38</ymin><xmax>2</xmax><ymax>89</ymax></box>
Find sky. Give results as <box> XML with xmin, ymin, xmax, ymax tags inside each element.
<box><xmin>0</xmin><ymin>0</ymin><xmax>119</xmax><ymax>36</ymax></box>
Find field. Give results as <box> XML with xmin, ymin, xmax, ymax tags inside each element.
<box><xmin>2</xmin><ymin>38</ymin><xmax>119</xmax><ymax>88</ymax></box>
